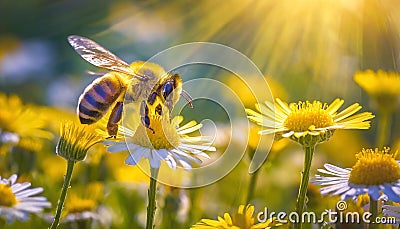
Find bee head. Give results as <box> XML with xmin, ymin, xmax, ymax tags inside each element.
<box><xmin>161</xmin><ymin>73</ymin><xmax>182</xmax><ymax>110</ymax></box>
<box><xmin>162</xmin><ymin>81</ymin><xmax>174</xmax><ymax>100</ymax></box>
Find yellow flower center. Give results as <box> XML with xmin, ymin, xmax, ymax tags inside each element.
<box><xmin>66</xmin><ymin>196</ymin><xmax>96</xmax><ymax>214</ymax></box>
<box><xmin>0</xmin><ymin>184</ymin><xmax>17</xmax><ymax>207</ymax></box>
<box><xmin>132</xmin><ymin>113</ymin><xmax>179</xmax><ymax>150</ymax></box>
<box><xmin>284</xmin><ymin>101</ymin><xmax>335</xmax><ymax>132</ymax></box>
<box><xmin>349</xmin><ymin>148</ymin><xmax>400</xmax><ymax>185</ymax></box>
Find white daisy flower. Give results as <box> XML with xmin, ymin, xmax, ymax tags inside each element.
<box><xmin>0</xmin><ymin>174</ymin><xmax>51</xmax><ymax>223</ymax></box>
<box><xmin>62</xmin><ymin>205</ymin><xmax>111</xmax><ymax>226</ymax></box>
<box><xmin>382</xmin><ymin>204</ymin><xmax>400</xmax><ymax>224</ymax></box>
<box><xmin>105</xmin><ymin>116</ymin><xmax>215</xmax><ymax>169</ymax></box>
<box><xmin>312</xmin><ymin>148</ymin><xmax>400</xmax><ymax>202</ymax></box>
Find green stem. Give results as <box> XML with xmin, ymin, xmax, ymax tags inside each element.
<box><xmin>0</xmin><ymin>217</ymin><xmax>5</xmax><ymax>229</ymax></box>
<box><xmin>376</xmin><ymin>110</ymin><xmax>391</xmax><ymax>148</ymax></box>
<box><xmin>294</xmin><ymin>145</ymin><xmax>315</xmax><ymax>229</ymax></box>
<box><xmin>369</xmin><ymin>198</ymin><xmax>378</xmax><ymax>229</ymax></box>
<box><xmin>50</xmin><ymin>160</ymin><xmax>75</xmax><ymax>229</ymax></box>
<box><xmin>188</xmin><ymin>184</ymin><xmax>200</xmax><ymax>225</ymax></box>
<box><xmin>246</xmin><ymin>168</ymin><xmax>260</xmax><ymax>204</ymax></box>
<box><xmin>160</xmin><ymin>188</ymin><xmax>184</xmax><ymax>229</ymax></box>
<box><xmin>76</xmin><ymin>219</ymin><xmax>90</xmax><ymax>229</ymax></box>
<box><xmin>146</xmin><ymin>167</ymin><xmax>160</xmax><ymax>229</ymax></box>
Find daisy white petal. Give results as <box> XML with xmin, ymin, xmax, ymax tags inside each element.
<box><xmin>15</xmin><ymin>187</ymin><xmax>44</xmax><ymax>198</ymax></box>
<box><xmin>11</xmin><ymin>183</ymin><xmax>31</xmax><ymax>193</ymax></box>
<box><xmin>382</xmin><ymin>184</ymin><xmax>400</xmax><ymax>202</ymax></box>
<box><xmin>312</xmin><ymin>148</ymin><xmax>400</xmax><ymax>202</ymax></box>
<box><xmin>106</xmin><ymin>142</ymin><xmax>128</xmax><ymax>153</ymax></box>
<box><xmin>125</xmin><ymin>155</ymin><xmax>137</xmax><ymax>166</ymax></box>
<box><xmin>382</xmin><ymin>204</ymin><xmax>400</xmax><ymax>224</ymax></box>
<box><xmin>0</xmin><ymin>174</ymin><xmax>51</xmax><ymax>223</ymax></box>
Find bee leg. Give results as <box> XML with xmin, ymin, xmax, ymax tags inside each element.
<box><xmin>140</xmin><ymin>101</ymin><xmax>155</xmax><ymax>134</ymax></box>
<box><xmin>107</xmin><ymin>101</ymin><xmax>123</xmax><ymax>137</ymax></box>
<box><xmin>141</xmin><ymin>117</ymin><xmax>155</xmax><ymax>134</ymax></box>
<box><xmin>147</xmin><ymin>92</ymin><xmax>157</xmax><ymax>105</ymax></box>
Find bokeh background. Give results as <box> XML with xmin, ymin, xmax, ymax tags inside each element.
<box><xmin>1</xmin><ymin>0</ymin><xmax>400</xmax><ymax>228</ymax></box>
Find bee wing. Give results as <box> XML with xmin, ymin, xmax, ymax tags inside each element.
<box><xmin>86</xmin><ymin>70</ymin><xmax>109</xmax><ymax>77</ymax></box>
<box><xmin>68</xmin><ymin>35</ymin><xmax>147</xmax><ymax>80</ymax></box>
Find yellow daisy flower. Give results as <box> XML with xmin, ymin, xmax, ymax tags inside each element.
<box><xmin>50</xmin><ymin>121</ymin><xmax>102</xmax><ymax>229</ymax></box>
<box><xmin>192</xmin><ymin>204</ymin><xmax>282</xmax><ymax>229</ymax></box>
<box><xmin>247</xmin><ymin>98</ymin><xmax>374</xmax><ymax>229</ymax></box>
<box><xmin>246</xmin><ymin>98</ymin><xmax>374</xmax><ymax>146</ymax></box>
<box><xmin>57</xmin><ymin>121</ymin><xmax>101</xmax><ymax>161</ymax></box>
<box><xmin>354</xmin><ymin>69</ymin><xmax>400</xmax><ymax>111</ymax></box>
<box><xmin>354</xmin><ymin>70</ymin><xmax>400</xmax><ymax>148</ymax></box>
<box><xmin>0</xmin><ymin>93</ymin><xmax>53</xmax><ymax>154</ymax></box>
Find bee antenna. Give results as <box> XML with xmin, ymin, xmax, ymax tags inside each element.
<box><xmin>181</xmin><ymin>90</ymin><xmax>194</xmax><ymax>108</ymax></box>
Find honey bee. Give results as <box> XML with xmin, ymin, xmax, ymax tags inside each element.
<box><xmin>68</xmin><ymin>35</ymin><xmax>193</xmax><ymax>137</ymax></box>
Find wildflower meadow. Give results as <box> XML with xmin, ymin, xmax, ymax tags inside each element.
<box><xmin>1</xmin><ymin>1</ymin><xmax>400</xmax><ymax>228</ymax></box>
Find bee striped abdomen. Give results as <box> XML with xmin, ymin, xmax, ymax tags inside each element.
<box><xmin>78</xmin><ymin>74</ymin><xmax>124</xmax><ymax>124</ymax></box>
